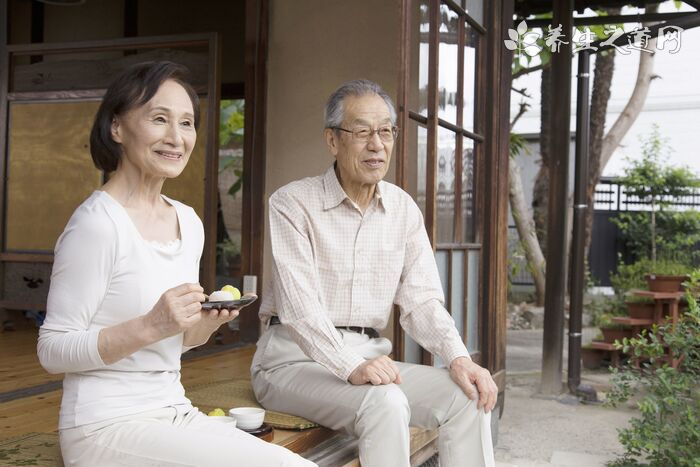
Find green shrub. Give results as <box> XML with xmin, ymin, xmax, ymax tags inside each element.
<box><xmin>646</xmin><ymin>259</ymin><xmax>692</xmax><ymax>276</ymax></box>
<box><xmin>606</xmin><ymin>275</ymin><xmax>700</xmax><ymax>466</ymax></box>
<box><xmin>611</xmin><ymin>258</ymin><xmax>654</xmax><ymax>296</ymax></box>
<box><xmin>611</xmin><ymin>125</ymin><xmax>700</xmax><ymax>265</ymax></box>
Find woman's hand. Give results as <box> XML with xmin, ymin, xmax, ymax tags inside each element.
<box><xmin>182</xmin><ymin>293</ymin><xmax>256</xmax><ymax>348</ymax></box>
<box><xmin>144</xmin><ymin>283</ymin><xmax>207</xmax><ymax>340</ymax></box>
<box><xmin>199</xmin><ymin>307</ymin><xmax>240</xmax><ymax>327</ymax></box>
<box><xmin>97</xmin><ymin>283</ymin><xmax>206</xmax><ymax>365</ymax></box>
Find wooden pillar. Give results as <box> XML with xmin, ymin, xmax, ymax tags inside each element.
<box><xmin>541</xmin><ymin>0</ymin><xmax>573</xmax><ymax>395</ymax></box>
<box><xmin>481</xmin><ymin>0</ymin><xmax>513</xmax><ymax>378</ymax></box>
<box><xmin>241</xmin><ymin>0</ymin><xmax>269</xmax><ymax>343</ymax></box>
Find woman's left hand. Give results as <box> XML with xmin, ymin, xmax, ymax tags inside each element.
<box><xmin>200</xmin><ymin>307</ymin><xmax>240</xmax><ymax>327</ymax></box>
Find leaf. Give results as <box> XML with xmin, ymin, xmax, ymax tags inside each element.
<box><xmin>508</xmin><ymin>28</ymin><xmax>519</xmax><ymax>41</ymax></box>
<box><xmin>517</xmin><ymin>20</ymin><xmax>528</xmax><ymax>35</ymax></box>
<box><xmin>504</xmin><ymin>39</ymin><xmax>518</xmax><ymax>51</ymax></box>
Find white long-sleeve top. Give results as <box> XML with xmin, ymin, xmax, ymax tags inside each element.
<box><xmin>259</xmin><ymin>165</ymin><xmax>470</xmax><ymax>381</ymax></box>
<box><xmin>37</xmin><ymin>191</ymin><xmax>204</xmax><ymax>429</ymax></box>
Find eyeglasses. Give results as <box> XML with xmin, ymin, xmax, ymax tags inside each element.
<box><xmin>331</xmin><ymin>125</ymin><xmax>399</xmax><ymax>143</ymax></box>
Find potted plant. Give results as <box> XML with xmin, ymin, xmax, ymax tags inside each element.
<box><xmin>606</xmin><ymin>274</ymin><xmax>700</xmax><ymax>466</ymax></box>
<box><xmin>596</xmin><ymin>313</ymin><xmax>633</xmax><ymax>344</ymax></box>
<box><xmin>644</xmin><ymin>259</ymin><xmax>690</xmax><ymax>293</ymax></box>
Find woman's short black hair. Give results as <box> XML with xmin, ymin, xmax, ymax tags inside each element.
<box><xmin>89</xmin><ymin>61</ymin><xmax>200</xmax><ymax>173</ymax></box>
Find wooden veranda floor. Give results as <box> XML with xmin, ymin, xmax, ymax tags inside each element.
<box><xmin>0</xmin><ymin>327</ymin><xmax>437</xmax><ymax>466</ymax></box>
<box><xmin>0</xmin><ymin>328</ymin><xmax>337</xmax><ymax>454</ymax></box>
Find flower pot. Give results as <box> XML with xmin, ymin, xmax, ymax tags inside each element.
<box><xmin>625</xmin><ymin>301</ymin><xmax>654</xmax><ymax>320</ymax></box>
<box><xmin>645</xmin><ymin>274</ymin><xmax>688</xmax><ymax>293</ymax></box>
<box><xmin>601</xmin><ymin>327</ymin><xmax>632</xmax><ymax>344</ymax></box>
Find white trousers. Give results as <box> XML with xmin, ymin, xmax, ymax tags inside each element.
<box><xmin>59</xmin><ymin>406</ymin><xmax>316</xmax><ymax>467</ymax></box>
<box><xmin>251</xmin><ymin>326</ymin><xmax>495</xmax><ymax>467</ymax></box>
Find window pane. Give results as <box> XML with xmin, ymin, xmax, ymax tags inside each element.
<box><xmin>216</xmin><ymin>99</ymin><xmax>245</xmax><ymax>291</ymax></box>
<box><xmin>5</xmin><ymin>100</ymin><xmax>102</xmax><ymax>251</ymax></box>
<box><xmin>434</xmin><ymin>249</ymin><xmax>450</xmax><ymax>368</ymax></box>
<box><xmin>451</xmin><ymin>250</ymin><xmax>465</xmax><ymax>341</ymax></box>
<box><xmin>462</xmin><ymin>0</ymin><xmax>484</xmax><ymax>27</ymax></box>
<box><xmin>408</xmin><ymin>0</ymin><xmax>430</xmax><ymax>116</ymax></box>
<box><xmin>467</xmin><ymin>249</ymin><xmax>480</xmax><ymax>352</ymax></box>
<box><xmin>405</xmin><ymin>119</ymin><xmax>428</xmax><ymax>218</ymax></box>
<box><xmin>438</xmin><ymin>4</ymin><xmax>459</xmax><ymax>124</ymax></box>
<box><xmin>462</xmin><ymin>137</ymin><xmax>476</xmax><ymax>243</ymax></box>
<box><xmin>404</xmin><ymin>333</ymin><xmax>423</xmax><ymax>364</ymax></box>
<box><xmin>437</xmin><ymin>127</ymin><xmax>456</xmax><ymax>244</ymax></box>
<box><xmin>463</xmin><ymin>27</ymin><xmax>478</xmax><ymax>132</ymax></box>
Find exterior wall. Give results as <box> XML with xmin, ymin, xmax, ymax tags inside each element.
<box><xmin>263</xmin><ymin>0</ymin><xmax>401</xmax><ymax>313</ymax></box>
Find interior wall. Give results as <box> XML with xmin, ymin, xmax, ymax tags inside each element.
<box><xmin>263</xmin><ymin>0</ymin><xmax>401</xmax><ymax>335</ymax></box>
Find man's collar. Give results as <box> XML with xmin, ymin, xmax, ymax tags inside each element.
<box><xmin>322</xmin><ymin>164</ymin><xmax>388</xmax><ymax>212</ymax></box>
<box><xmin>322</xmin><ymin>165</ymin><xmax>347</xmax><ymax>210</ymax></box>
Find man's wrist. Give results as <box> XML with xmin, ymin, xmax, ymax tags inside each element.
<box><xmin>449</xmin><ymin>355</ymin><xmax>473</xmax><ymax>370</ymax></box>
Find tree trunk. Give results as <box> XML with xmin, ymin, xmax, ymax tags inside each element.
<box><xmin>585</xmin><ymin>5</ymin><xmax>659</xmax><ymax>258</ymax></box>
<box><xmin>510</xmin><ymin>157</ymin><xmax>547</xmax><ymax>304</ymax></box>
<box><xmin>532</xmin><ymin>65</ymin><xmax>552</xmax><ymax>257</ymax></box>
<box><xmin>583</xmin><ymin>49</ymin><xmax>616</xmax><ymax>256</ymax></box>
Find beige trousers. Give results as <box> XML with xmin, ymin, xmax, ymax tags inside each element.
<box><xmin>59</xmin><ymin>406</ymin><xmax>316</xmax><ymax>467</ymax></box>
<box><xmin>251</xmin><ymin>326</ymin><xmax>495</xmax><ymax>467</ymax></box>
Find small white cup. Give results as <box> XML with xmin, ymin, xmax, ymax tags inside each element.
<box><xmin>228</xmin><ymin>407</ymin><xmax>265</xmax><ymax>430</ymax></box>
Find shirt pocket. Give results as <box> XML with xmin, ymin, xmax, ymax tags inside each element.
<box><xmin>373</xmin><ymin>249</ymin><xmax>404</xmax><ymax>299</ymax></box>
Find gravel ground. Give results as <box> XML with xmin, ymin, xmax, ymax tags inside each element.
<box><xmin>493</xmin><ymin>329</ymin><xmax>637</xmax><ymax>467</ymax></box>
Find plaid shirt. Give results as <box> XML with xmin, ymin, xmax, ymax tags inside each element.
<box><xmin>260</xmin><ymin>165</ymin><xmax>470</xmax><ymax>381</ymax></box>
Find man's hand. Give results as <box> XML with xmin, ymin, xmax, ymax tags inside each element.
<box><xmin>348</xmin><ymin>356</ymin><xmax>402</xmax><ymax>385</ymax></box>
<box><xmin>449</xmin><ymin>356</ymin><xmax>498</xmax><ymax>412</ymax></box>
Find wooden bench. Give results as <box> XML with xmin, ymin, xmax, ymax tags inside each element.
<box><xmin>0</xmin><ymin>426</ymin><xmax>437</xmax><ymax>467</ymax></box>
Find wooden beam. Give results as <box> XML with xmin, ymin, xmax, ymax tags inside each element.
<box><xmin>1</xmin><ymin>0</ymin><xmax>8</xmax><ymax>308</ymax></box>
<box><xmin>393</xmin><ymin>0</ymin><xmax>410</xmax><ymax>363</ymax></box>
<box><xmin>7</xmin><ymin>33</ymin><xmax>213</xmax><ymax>55</ymax></box>
<box><xmin>240</xmin><ymin>0</ymin><xmax>269</xmax><ymax>343</ymax></box>
<box><xmin>201</xmin><ymin>32</ymin><xmax>221</xmax><ymax>297</ymax></box>
<box><xmin>123</xmin><ymin>0</ymin><xmax>138</xmax><ymax>37</ymax></box>
<box><xmin>480</xmin><ymin>0</ymin><xmax>512</xmax><ymax>378</ymax></box>
<box><xmin>523</xmin><ymin>11</ymin><xmax>694</xmax><ymax>28</ymax></box>
<box><xmin>422</xmin><ymin>0</ymin><xmax>440</xmax><ymax>366</ymax></box>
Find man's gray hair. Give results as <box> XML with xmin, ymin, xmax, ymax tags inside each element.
<box><xmin>324</xmin><ymin>79</ymin><xmax>397</xmax><ymax>129</ymax></box>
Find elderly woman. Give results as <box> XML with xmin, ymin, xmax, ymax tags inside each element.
<box><xmin>37</xmin><ymin>61</ymin><xmax>314</xmax><ymax>467</ymax></box>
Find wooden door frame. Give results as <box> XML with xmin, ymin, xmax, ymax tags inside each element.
<box><xmin>239</xmin><ymin>0</ymin><xmax>269</xmax><ymax>343</ymax></box>
<box><xmin>395</xmin><ymin>0</ymin><xmax>510</xmax><ymax>389</ymax></box>
<box><xmin>0</xmin><ymin>30</ymin><xmax>222</xmax><ymax>308</ymax></box>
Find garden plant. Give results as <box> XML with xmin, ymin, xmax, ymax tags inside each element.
<box><xmin>606</xmin><ymin>272</ymin><xmax>700</xmax><ymax>466</ymax></box>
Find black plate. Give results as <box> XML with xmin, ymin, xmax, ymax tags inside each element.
<box><xmin>201</xmin><ymin>295</ymin><xmax>257</xmax><ymax>310</ymax></box>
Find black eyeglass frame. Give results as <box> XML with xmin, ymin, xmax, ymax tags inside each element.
<box><xmin>329</xmin><ymin>125</ymin><xmax>400</xmax><ymax>142</ymax></box>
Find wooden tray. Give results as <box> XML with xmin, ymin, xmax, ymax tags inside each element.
<box><xmin>242</xmin><ymin>423</ymin><xmax>274</xmax><ymax>442</ymax></box>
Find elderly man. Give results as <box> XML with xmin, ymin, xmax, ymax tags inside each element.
<box><xmin>251</xmin><ymin>79</ymin><xmax>497</xmax><ymax>467</ymax></box>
